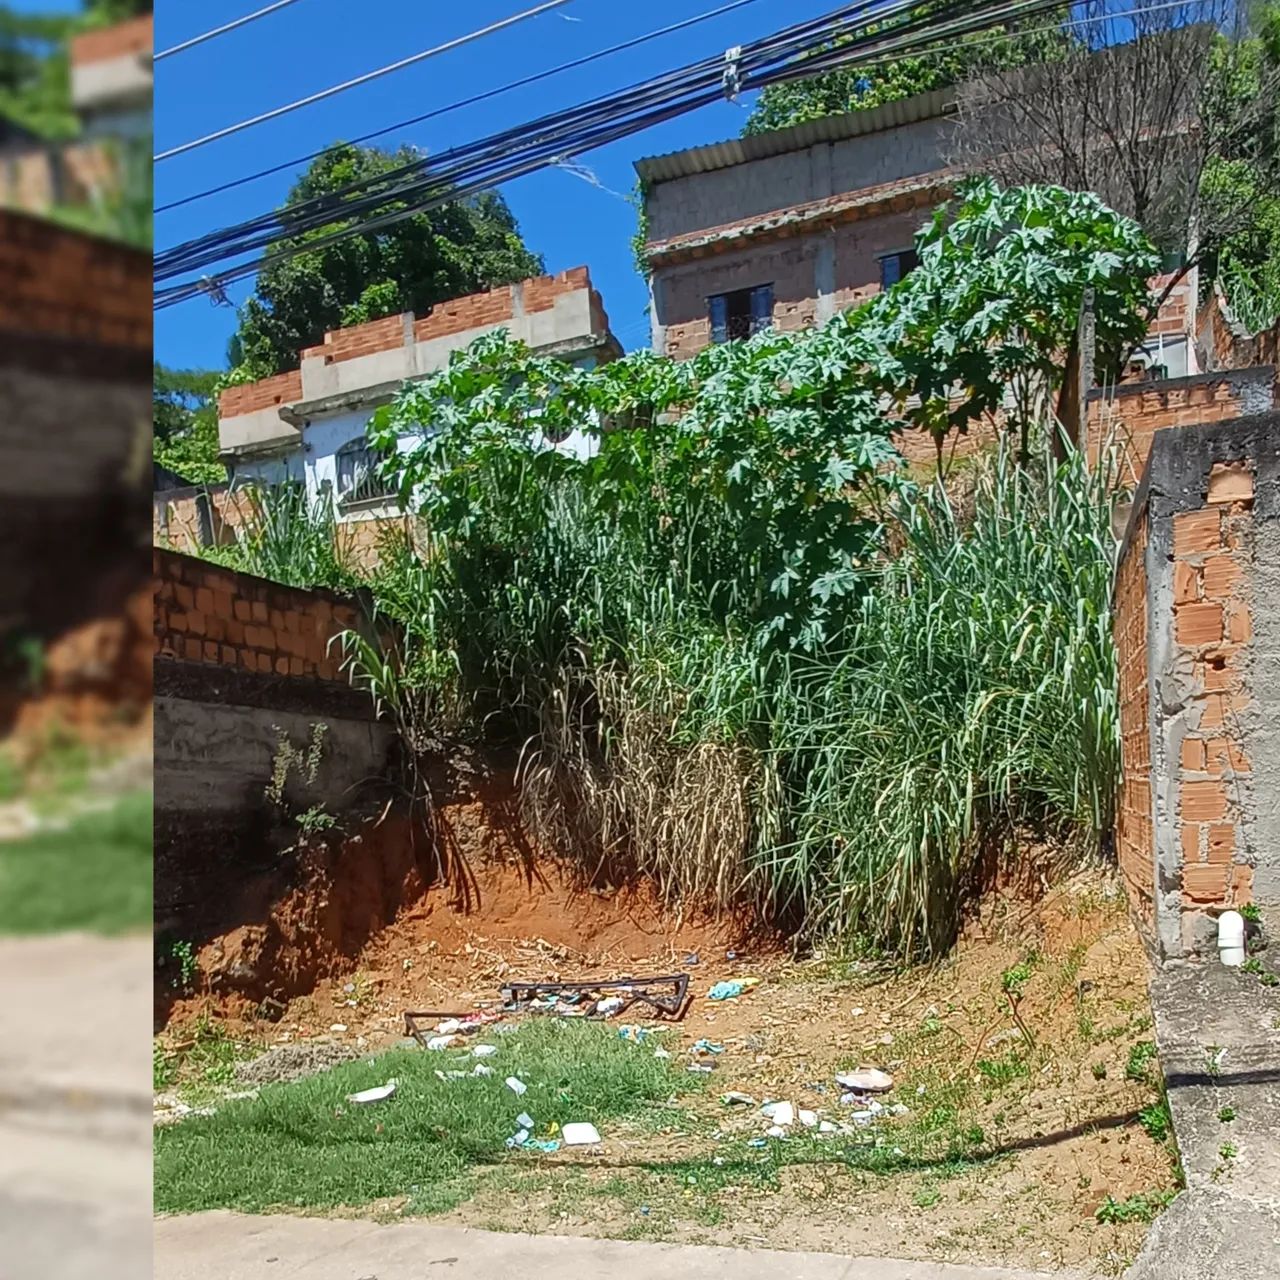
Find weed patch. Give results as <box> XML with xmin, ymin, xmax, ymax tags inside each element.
<box><xmin>154</xmin><ymin>1020</ymin><xmax>691</xmax><ymax>1214</ymax></box>
<box><xmin>0</xmin><ymin>789</ymin><xmax>151</xmax><ymax>934</ymax></box>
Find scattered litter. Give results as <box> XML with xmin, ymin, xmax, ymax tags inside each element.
<box><xmin>617</xmin><ymin>1026</ymin><xmax>651</xmax><ymax>1043</ymax></box>
<box><xmin>329</xmin><ymin>1023</ymin><xmax>347</xmax><ymax>1033</ymax></box>
<box><xmin>835</xmin><ymin>1068</ymin><xmax>894</xmax><ymax>1093</ymax></box>
<box><xmin>523</xmin><ymin>1138</ymin><xmax>561</xmax><ymax>1153</ymax></box>
<box><xmin>436</xmin><ymin>1019</ymin><xmax>462</xmax><ymax>1035</ymax></box>
<box><xmin>688</xmin><ymin>1063</ymin><xmax>716</xmax><ymax>1074</ymax></box>
<box><xmin>562</xmin><ymin>1122</ymin><xmax>602</xmax><ymax>1146</ymax></box>
<box><xmin>692</xmin><ymin>1039</ymin><xmax>724</xmax><ymax>1055</ymax></box>
<box><xmin>435</xmin><ymin>1069</ymin><xmax>468</xmax><ymax>1082</ymax></box>
<box><xmin>766</xmin><ymin>1124</ymin><xmax>787</xmax><ymax>1138</ymax></box>
<box><xmin>506</xmin><ymin>1128</ymin><xmax>530</xmax><ymax>1149</ymax></box>
<box><xmin>708</xmin><ymin>978</ymin><xmax>761</xmax><ymax>1001</ymax></box>
<box><xmin>505</xmin><ymin>1076</ymin><xmax>528</xmax><ymax>1096</ymax></box>
<box><xmin>472</xmin><ymin>1044</ymin><xmax>498</xmax><ymax>1057</ymax></box>
<box><xmin>347</xmin><ymin>1080</ymin><xmax>397</xmax><ymax>1105</ymax></box>
<box><xmin>471</xmin><ymin>1064</ymin><xmax>494</xmax><ymax>1077</ymax></box>
<box><xmin>747</xmin><ymin>1137</ymin><xmax>767</xmax><ymax>1148</ymax></box>
<box><xmin>726</xmin><ymin>950</ymin><xmax>738</xmax><ymax>961</ymax></box>
<box><xmin>798</xmin><ymin>1109</ymin><xmax>818</xmax><ymax>1128</ymax></box>
<box><xmin>818</xmin><ymin>1120</ymin><xmax>839</xmax><ymax>1133</ymax></box>
<box><xmin>850</xmin><ymin>1007</ymin><xmax>866</xmax><ymax>1018</ymax></box>
<box><xmin>516</xmin><ymin>1111</ymin><xmax>536</xmax><ymax>1130</ymax></box>
<box><xmin>427</xmin><ymin>1035</ymin><xmax>459</xmax><ymax>1051</ymax></box>
<box><xmin>721</xmin><ymin>1091</ymin><xmax>756</xmax><ymax>1107</ymax></box>
<box><xmin>502</xmin><ymin>974</ymin><xmax>689</xmax><ymax>1020</ymax></box>
<box><xmin>653</xmin><ymin>1047</ymin><xmax>672</xmax><ymax>1060</ymax></box>
<box><xmin>760</xmin><ymin>1101</ymin><xmax>795</xmax><ymax>1126</ymax></box>
<box><xmin>684</xmin><ymin>952</ymin><xmax>700</xmax><ymax>966</ymax></box>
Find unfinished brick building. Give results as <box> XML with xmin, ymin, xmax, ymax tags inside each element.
<box><xmin>636</xmin><ymin>86</ymin><xmax>1198</xmax><ymax>383</ymax></box>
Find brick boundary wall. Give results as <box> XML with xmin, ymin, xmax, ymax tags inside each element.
<box><xmin>0</xmin><ymin>209</ymin><xmax>151</xmax><ymax>358</ymax></box>
<box><xmin>154</xmin><ymin>548</ymin><xmax>368</xmax><ymax>684</ymax></box>
<box><xmin>1112</xmin><ymin>411</ymin><xmax>1280</xmax><ymax>958</ymax></box>
<box><xmin>1087</xmin><ymin>367</ymin><xmax>1275</xmax><ymax>491</ymax></box>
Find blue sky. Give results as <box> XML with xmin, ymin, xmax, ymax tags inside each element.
<box><xmin>151</xmin><ymin>0</ymin><xmax>850</xmax><ymax>372</ymax></box>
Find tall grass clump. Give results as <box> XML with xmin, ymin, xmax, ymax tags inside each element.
<box><xmin>772</xmin><ymin>446</ymin><xmax>1121</xmax><ymax>952</ymax></box>
<box><xmin>190</xmin><ymin>482</ymin><xmax>359</xmax><ymax>592</ymax></box>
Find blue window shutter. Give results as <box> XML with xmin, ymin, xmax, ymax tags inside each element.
<box><xmin>880</xmin><ymin>254</ymin><xmax>901</xmax><ymax>289</ymax></box>
<box><xmin>750</xmin><ymin>285</ymin><xmax>773</xmax><ymax>333</ymax></box>
<box><xmin>709</xmin><ymin>294</ymin><xmax>728</xmax><ymax>343</ymax></box>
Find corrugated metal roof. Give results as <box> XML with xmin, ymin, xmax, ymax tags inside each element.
<box><xmin>634</xmin><ymin>87</ymin><xmax>955</xmax><ymax>184</ymax></box>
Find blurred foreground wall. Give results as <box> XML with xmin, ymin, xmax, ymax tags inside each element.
<box><xmin>0</xmin><ymin>210</ymin><xmax>151</xmax><ymax>638</ymax></box>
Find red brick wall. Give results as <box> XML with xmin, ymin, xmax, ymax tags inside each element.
<box><xmin>154</xmin><ymin>549</ymin><xmax>360</xmax><ymax>684</ymax></box>
<box><xmin>217</xmin><ymin>370</ymin><xmax>303</xmax><ymax>419</ymax></box>
<box><xmin>223</xmin><ymin>269</ymin><xmax>598</xmax><ymax>403</ymax></box>
<box><xmin>0</xmin><ymin>210</ymin><xmax>150</xmax><ymax>349</ymax></box>
<box><xmin>1087</xmin><ymin>371</ymin><xmax>1273</xmax><ymax>488</ymax></box>
<box><xmin>1114</xmin><ymin>506</ymin><xmax>1153</xmax><ymax>925</ymax></box>
<box><xmin>1112</xmin><ymin>421</ymin><xmax>1272</xmax><ymax>957</ymax></box>
<box><xmin>1169</xmin><ymin>468</ymin><xmax>1256</xmax><ymax>925</ymax></box>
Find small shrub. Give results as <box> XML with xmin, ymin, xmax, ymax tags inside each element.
<box><xmin>1091</xmin><ymin>1062</ymin><xmax>1108</xmax><ymax>1080</ymax></box>
<box><xmin>977</xmin><ymin>1052</ymin><xmax>1028</xmax><ymax>1087</ymax></box>
<box><xmin>1138</xmin><ymin>1099</ymin><xmax>1172</xmax><ymax>1144</ymax></box>
<box><xmin>1095</xmin><ymin>1190</ymin><xmax>1174</xmax><ymax>1225</ymax></box>
<box><xmin>1218</xmin><ymin>1105</ymin><xmax>1236</xmax><ymax>1123</ymax></box>
<box><xmin>1126</xmin><ymin>1040</ymin><xmax>1158</xmax><ymax>1083</ymax></box>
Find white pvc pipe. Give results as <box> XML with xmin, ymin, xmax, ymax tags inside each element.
<box><xmin>1219</xmin><ymin>910</ymin><xmax>1246</xmax><ymax>968</ymax></box>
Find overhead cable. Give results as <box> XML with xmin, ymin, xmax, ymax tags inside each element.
<box><xmin>156</xmin><ymin>0</ymin><xmax>769</xmax><ymax>214</ymax></box>
<box><xmin>155</xmin><ymin>0</ymin><xmax>1068</xmax><ymax>308</ymax></box>
<box><xmin>155</xmin><ymin>0</ymin><xmax>308</xmax><ymax>61</ymax></box>
<box><xmin>154</xmin><ymin>0</ymin><xmax>578</xmax><ymax>161</ymax></box>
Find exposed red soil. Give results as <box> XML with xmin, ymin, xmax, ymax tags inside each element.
<box><xmin>168</xmin><ymin>789</ymin><xmax>767</xmax><ymax>1036</ymax></box>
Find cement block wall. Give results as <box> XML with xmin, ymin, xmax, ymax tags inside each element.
<box><xmin>154</xmin><ymin>551</ymin><xmax>398</xmax><ymax>942</ymax></box>
<box><xmin>1113</xmin><ymin>412</ymin><xmax>1280</xmax><ymax>957</ymax></box>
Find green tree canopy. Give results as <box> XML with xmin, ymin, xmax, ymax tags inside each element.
<box><xmin>154</xmin><ymin>364</ymin><xmax>225</xmax><ymax>486</ymax></box>
<box><xmin>227</xmin><ymin>143</ymin><xmax>545</xmax><ymax>380</ymax></box>
<box><xmin>744</xmin><ymin>5</ymin><xmax>1074</xmax><ymax>135</ymax></box>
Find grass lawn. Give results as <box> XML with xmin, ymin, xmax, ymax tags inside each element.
<box><xmin>154</xmin><ymin>1019</ymin><xmax>693</xmax><ymax>1216</ymax></box>
<box><xmin>0</xmin><ymin>788</ymin><xmax>151</xmax><ymax>934</ymax></box>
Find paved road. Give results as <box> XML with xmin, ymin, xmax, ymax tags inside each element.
<box><xmin>0</xmin><ymin>934</ymin><xmax>152</xmax><ymax>1280</ymax></box>
<box><xmin>155</xmin><ymin>1213</ymin><xmax>1074</xmax><ymax>1280</ymax></box>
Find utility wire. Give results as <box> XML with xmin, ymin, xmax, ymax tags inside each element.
<box><xmin>159</xmin><ymin>0</ymin><xmax>962</xmax><ymax>268</ymax></box>
<box><xmin>156</xmin><ymin>0</ymin><xmax>1048</xmax><ymax>283</ymax></box>
<box><xmin>157</xmin><ymin>0</ymin><xmax>768</xmax><ymax>215</ymax></box>
<box><xmin>155</xmin><ymin>0</ymin><xmax>1057</xmax><ymax>304</ymax></box>
<box><xmin>155</xmin><ymin>0</ymin><xmax>1067</xmax><ymax>307</ymax></box>
<box><xmin>155</xmin><ymin>0</ymin><xmax>308</xmax><ymax>61</ymax></box>
<box><xmin>155</xmin><ymin>0</ymin><xmax>578</xmax><ymax>162</ymax></box>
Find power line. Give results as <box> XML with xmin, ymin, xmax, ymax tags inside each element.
<box><xmin>154</xmin><ymin>0</ymin><xmax>579</xmax><ymax>162</ymax></box>
<box><xmin>159</xmin><ymin>0</ymin><xmax>965</xmax><ymax>269</ymax></box>
<box><xmin>156</xmin><ymin>0</ymin><xmax>1059</xmax><ymax>304</ymax></box>
<box><xmin>155</xmin><ymin>0</ymin><xmax>308</xmax><ymax>61</ymax></box>
<box><xmin>154</xmin><ymin>0</ymin><xmax>1067</xmax><ymax>308</ymax></box>
<box><xmin>156</xmin><ymin>0</ymin><xmax>768</xmax><ymax>215</ymax></box>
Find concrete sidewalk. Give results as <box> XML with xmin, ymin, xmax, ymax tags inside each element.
<box><xmin>155</xmin><ymin>1213</ymin><xmax>1074</xmax><ymax>1280</ymax></box>
<box><xmin>0</xmin><ymin>934</ymin><xmax>152</xmax><ymax>1280</ymax></box>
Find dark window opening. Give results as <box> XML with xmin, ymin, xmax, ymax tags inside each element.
<box><xmin>709</xmin><ymin>283</ymin><xmax>773</xmax><ymax>343</ymax></box>
<box><xmin>335</xmin><ymin>438</ymin><xmax>395</xmax><ymax>506</ymax></box>
<box><xmin>879</xmin><ymin>248</ymin><xmax>919</xmax><ymax>289</ymax></box>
